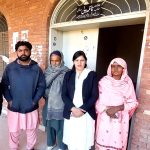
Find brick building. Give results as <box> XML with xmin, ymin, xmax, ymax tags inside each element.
<box><xmin>0</xmin><ymin>0</ymin><xmax>150</xmax><ymax>149</ymax></box>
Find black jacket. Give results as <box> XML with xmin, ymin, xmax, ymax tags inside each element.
<box><xmin>62</xmin><ymin>69</ymin><xmax>99</xmax><ymax>120</ymax></box>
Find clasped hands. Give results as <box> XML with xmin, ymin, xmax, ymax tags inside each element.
<box><xmin>71</xmin><ymin>107</ymin><xmax>86</xmax><ymax>118</ymax></box>
<box><xmin>105</xmin><ymin>104</ymin><xmax>124</xmax><ymax>119</ymax></box>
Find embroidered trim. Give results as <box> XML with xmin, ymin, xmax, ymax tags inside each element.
<box><xmin>95</xmin><ymin>140</ymin><xmax>123</xmax><ymax>150</ymax></box>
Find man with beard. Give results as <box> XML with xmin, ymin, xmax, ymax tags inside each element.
<box><xmin>1</xmin><ymin>41</ymin><xmax>46</xmax><ymax>150</ymax></box>
<box><xmin>42</xmin><ymin>50</ymin><xmax>69</xmax><ymax>150</ymax></box>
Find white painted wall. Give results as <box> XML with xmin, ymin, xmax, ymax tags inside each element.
<box><xmin>62</xmin><ymin>29</ymin><xmax>99</xmax><ymax>70</ymax></box>
<box><xmin>50</xmin><ymin>29</ymin><xmax>63</xmax><ymax>53</ymax></box>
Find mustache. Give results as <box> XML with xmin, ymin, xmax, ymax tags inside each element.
<box><xmin>20</xmin><ymin>55</ymin><xmax>28</xmax><ymax>57</ymax></box>
<box><xmin>18</xmin><ymin>55</ymin><xmax>30</xmax><ymax>61</ymax></box>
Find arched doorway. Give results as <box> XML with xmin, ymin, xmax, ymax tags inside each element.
<box><xmin>0</xmin><ymin>12</ymin><xmax>8</xmax><ymax>78</ymax></box>
<box><xmin>49</xmin><ymin>1</ymin><xmax>148</xmax><ymax>149</ymax></box>
<box><xmin>49</xmin><ymin>0</ymin><xmax>147</xmax><ymax>71</ymax></box>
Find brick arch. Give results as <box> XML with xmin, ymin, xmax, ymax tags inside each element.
<box><xmin>51</xmin><ymin>0</ymin><xmax>148</xmax><ymax>24</ymax></box>
<box><xmin>41</xmin><ymin>0</ymin><xmax>59</xmax><ymax>28</ymax></box>
<box><xmin>34</xmin><ymin>0</ymin><xmax>59</xmax><ymax>68</ymax></box>
<box><xmin>0</xmin><ymin>7</ymin><xmax>10</xmax><ymax>31</ymax></box>
<box><xmin>0</xmin><ymin>8</ymin><xmax>9</xmax><ymax>76</ymax></box>
<box><xmin>0</xmin><ymin>12</ymin><xmax>8</xmax><ymax>32</ymax></box>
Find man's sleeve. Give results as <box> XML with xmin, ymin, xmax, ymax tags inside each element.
<box><xmin>1</xmin><ymin>67</ymin><xmax>12</xmax><ymax>102</ymax></box>
<box><xmin>33</xmin><ymin>67</ymin><xmax>46</xmax><ymax>104</ymax></box>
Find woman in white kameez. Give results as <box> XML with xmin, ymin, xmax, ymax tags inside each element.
<box><xmin>62</xmin><ymin>50</ymin><xmax>99</xmax><ymax>150</ymax></box>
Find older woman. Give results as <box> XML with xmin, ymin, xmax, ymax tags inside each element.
<box><xmin>42</xmin><ymin>50</ymin><xmax>69</xmax><ymax>150</ymax></box>
<box><xmin>62</xmin><ymin>50</ymin><xmax>99</xmax><ymax>150</ymax></box>
<box><xmin>95</xmin><ymin>58</ymin><xmax>138</xmax><ymax>150</ymax></box>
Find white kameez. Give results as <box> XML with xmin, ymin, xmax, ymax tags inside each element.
<box><xmin>63</xmin><ymin>69</ymin><xmax>95</xmax><ymax>150</ymax></box>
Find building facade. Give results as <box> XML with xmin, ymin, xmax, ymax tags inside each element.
<box><xmin>0</xmin><ymin>0</ymin><xmax>150</xmax><ymax>149</ymax></box>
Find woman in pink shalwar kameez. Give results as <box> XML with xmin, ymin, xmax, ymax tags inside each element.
<box><xmin>95</xmin><ymin>58</ymin><xmax>138</xmax><ymax>150</ymax></box>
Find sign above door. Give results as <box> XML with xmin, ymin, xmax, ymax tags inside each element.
<box><xmin>76</xmin><ymin>2</ymin><xmax>102</xmax><ymax>20</ymax></box>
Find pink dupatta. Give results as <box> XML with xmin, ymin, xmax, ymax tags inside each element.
<box><xmin>95</xmin><ymin>58</ymin><xmax>138</xmax><ymax>150</ymax></box>
<box><xmin>96</xmin><ymin>58</ymin><xmax>138</xmax><ymax>118</ymax></box>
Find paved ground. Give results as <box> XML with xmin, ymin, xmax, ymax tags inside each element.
<box><xmin>0</xmin><ymin>108</ymin><xmax>95</xmax><ymax>150</ymax></box>
<box><xmin>0</xmin><ymin>111</ymin><xmax>61</xmax><ymax>150</ymax></box>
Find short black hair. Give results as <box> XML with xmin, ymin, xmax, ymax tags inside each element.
<box><xmin>15</xmin><ymin>41</ymin><xmax>32</xmax><ymax>51</ymax></box>
<box><xmin>72</xmin><ymin>50</ymin><xmax>87</xmax><ymax>61</ymax></box>
<box><xmin>72</xmin><ymin>50</ymin><xmax>87</xmax><ymax>70</ymax></box>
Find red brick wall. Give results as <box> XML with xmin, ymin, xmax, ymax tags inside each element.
<box><xmin>1</xmin><ymin>0</ymin><xmax>150</xmax><ymax>149</ymax></box>
<box><xmin>0</xmin><ymin>0</ymin><xmax>59</xmax><ymax>70</ymax></box>
<box><xmin>130</xmin><ymin>13</ymin><xmax>150</xmax><ymax>150</ymax></box>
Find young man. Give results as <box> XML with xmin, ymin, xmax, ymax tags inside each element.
<box><xmin>2</xmin><ymin>41</ymin><xmax>46</xmax><ymax>150</ymax></box>
<box><xmin>42</xmin><ymin>50</ymin><xmax>69</xmax><ymax>150</ymax></box>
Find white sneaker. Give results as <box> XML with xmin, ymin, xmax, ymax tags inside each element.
<box><xmin>46</xmin><ymin>145</ymin><xmax>55</xmax><ymax>150</ymax></box>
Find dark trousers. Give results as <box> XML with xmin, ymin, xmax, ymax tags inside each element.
<box><xmin>47</xmin><ymin>119</ymin><xmax>66</xmax><ymax>150</ymax></box>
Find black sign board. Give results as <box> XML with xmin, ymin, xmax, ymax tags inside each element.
<box><xmin>76</xmin><ymin>2</ymin><xmax>102</xmax><ymax>21</ymax></box>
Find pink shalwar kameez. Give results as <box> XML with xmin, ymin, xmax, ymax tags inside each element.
<box><xmin>8</xmin><ymin>109</ymin><xmax>38</xmax><ymax>150</ymax></box>
<box><xmin>95</xmin><ymin>58</ymin><xmax>138</xmax><ymax>150</ymax></box>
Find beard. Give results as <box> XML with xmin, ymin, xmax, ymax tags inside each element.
<box><xmin>18</xmin><ymin>55</ymin><xmax>31</xmax><ymax>61</ymax></box>
<box><xmin>51</xmin><ymin>63</ymin><xmax>61</xmax><ymax>69</ymax></box>
<box><xmin>51</xmin><ymin>65</ymin><xmax>60</xmax><ymax>69</ymax></box>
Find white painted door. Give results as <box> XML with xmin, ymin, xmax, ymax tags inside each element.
<box><xmin>62</xmin><ymin>29</ymin><xmax>99</xmax><ymax>70</ymax></box>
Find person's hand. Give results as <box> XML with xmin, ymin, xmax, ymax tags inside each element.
<box><xmin>106</xmin><ymin>104</ymin><xmax>124</xmax><ymax>118</ymax></box>
<box><xmin>38</xmin><ymin>98</ymin><xmax>45</xmax><ymax>109</ymax></box>
<box><xmin>80</xmin><ymin>108</ymin><xmax>86</xmax><ymax>113</ymax></box>
<box><xmin>38</xmin><ymin>108</ymin><xmax>42</xmax><ymax>124</ymax></box>
<box><xmin>71</xmin><ymin>107</ymin><xmax>84</xmax><ymax>118</ymax></box>
<box><xmin>106</xmin><ymin>106</ymin><xmax>117</xmax><ymax>118</ymax></box>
